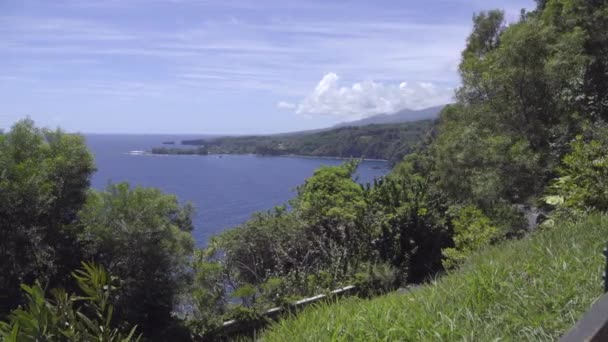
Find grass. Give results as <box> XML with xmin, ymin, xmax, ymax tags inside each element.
<box><xmin>261</xmin><ymin>213</ymin><xmax>608</xmax><ymax>341</ymax></box>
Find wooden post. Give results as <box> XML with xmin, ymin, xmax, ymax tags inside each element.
<box><xmin>560</xmin><ymin>292</ymin><xmax>608</xmax><ymax>341</ymax></box>
<box><xmin>604</xmin><ymin>244</ymin><xmax>608</xmax><ymax>293</ymax></box>
<box><xmin>560</xmin><ymin>243</ymin><xmax>608</xmax><ymax>341</ymax></box>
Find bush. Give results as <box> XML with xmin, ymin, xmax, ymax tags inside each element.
<box><xmin>366</xmin><ymin>154</ymin><xmax>451</xmax><ymax>283</ymax></box>
<box><xmin>546</xmin><ymin>125</ymin><xmax>608</xmax><ymax>213</ymax></box>
<box><xmin>0</xmin><ymin>262</ymin><xmax>140</xmax><ymax>342</ymax></box>
<box><xmin>353</xmin><ymin>263</ymin><xmax>397</xmax><ymax>297</ymax></box>
<box><xmin>442</xmin><ymin>205</ymin><xmax>499</xmax><ymax>269</ymax></box>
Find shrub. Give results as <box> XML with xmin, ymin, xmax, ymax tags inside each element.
<box><xmin>0</xmin><ymin>262</ymin><xmax>140</xmax><ymax>342</ymax></box>
<box><xmin>546</xmin><ymin>125</ymin><xmax>608</xmax><ymax>213</ymax></box>
<box><xmin>443</xmin><ymin>205</ymin><xmax>499</xmax><ymax>269</ymax></box>
<box><xmin>353</xmin><ymin>262</ymin><xmax>397</xmax><ymax>297</ymax></box>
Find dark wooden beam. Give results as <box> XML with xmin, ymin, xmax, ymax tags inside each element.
<box><xmin>560</xmin><ymin>293</ymin><xmax>608</xmax><ymax>342</ymax></box>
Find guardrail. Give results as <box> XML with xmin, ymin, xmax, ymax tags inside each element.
<box><xmin>560</xmin><ymin>243</ymin><xmax>608</xmax><ymax>341</ymax></box>
<box><xmin>210</xmin><ymin>285</ymin><xmax>358</xmax><ymax>340</ymax></box>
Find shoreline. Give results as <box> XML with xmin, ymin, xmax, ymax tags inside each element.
<box><xmin>131</xmin><ymin>151</ymin><xmax>389</xmax><ymax>162</ymax></box>
<box><xmin>272</xmin><ymin>154</ymin><xmax>389</xmax><ymax>162</ymax></box>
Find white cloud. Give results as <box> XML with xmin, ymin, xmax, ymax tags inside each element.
<box><xmin>276</xmin><ymin>101</ymin><xmax>296</xmax><ymax>110</ymax></box>
<box><xmin>0</xmin><ymin>6</ymin><xmax>471</xmax><ymax>98</ymax></box>
<box><xmin>0</xmin><ymin>0</ymin><xmax>534</xmax><ymax>128</ymax></box>
<box><xmin>294</xmin><ymin>73</ymin><xmax>453</xmax><ymax>119</ymax></box>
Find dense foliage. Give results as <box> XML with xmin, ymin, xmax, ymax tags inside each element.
<box><xmin>545</xmin><ymin>122</ymin><xmax>608</xmax><ymax>214</ymax></box>
<box><xmin>78</xmin><ymin>183</ymin><xmax>195</xmax><ymax>337</ymax></box>
<box><xmin>192</xmin><ymin>163</ymin><xmax>379</xmax><ymax>320</ymax></box>
<box><xmin>261</xmin><ymin>0</ymin><xmax>608</xmax><ymax>338</ymax></box>
<box><xmin>0</xmin><ymin>120</ymin><xmax>195</xmax><ymax>341</ymax></box>
<box><xmin>194</xmin><ymin>0</ymin><xmax>608</xmax><ymax>336</ymax></box>
<box><xmin>2</xmin><ymin>0</ymin><xmax>608</xmax><ymax>340</ymax></box>
<box><xmin>0</xmin><ymin>119</ymin><xmax>95</xmax><ymax>317</ymax></box>
<box><xmin>181</xmin><ymin>120</ymin><xmax>435</xmax><ymax>162</ymax></box>
<box><xmin>0</xmin><ymin>262</ymin><xmax>140</xmax><ymax>342</ymax></box>
<box><xmin>263</xmin><ymin>213</ymin><xmax>608</xmax><ymax>341</ymax></box>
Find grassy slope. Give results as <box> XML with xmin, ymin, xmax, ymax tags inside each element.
<box><xmin>262</xmin><ymin>214</ymin><xmax>608</xmax><ymax>341</ymax></box>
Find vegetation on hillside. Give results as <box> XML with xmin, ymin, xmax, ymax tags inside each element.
<box><xmin>0</xmin><ymin>119</ymin><xmax>194</xmax><ymax>340</ymax></box>
<box><xmin>181</xmin><ymin>120</ymin><xmax>435</xmax><ymax>162</ymax></box>
<box><xmin>1</xmin><ymin>0</ymin><xmax>608</xmax><ymax>341</ymax></box>
<box><xmin>263</xmin><ymin>213</ymin><xmax>608</xmax><ymax>341</ymax></box>
<box><xmin>222</xmin><ymin>0</ymin><xmax>608</xmax><ymax>337</ymax></box>
<box><xmin>260</xmin><ymin>0</ymin><xmax>608</xmax><ymax>338</ymax></box>
<box><xmin>150</xmin><ymin>146</ymin><xmax>208</xmax><ymax>155</ymax></box>
<box><xmin>0</xmin><ymin>262</ymin><xmax>141</xmax><ymax>342</ymax></box>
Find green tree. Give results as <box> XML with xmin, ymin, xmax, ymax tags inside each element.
<box><xmin>77</xmin><ymin>183</ymin><xmax>195</xmax><ymax>338</ymax></box>
<box><xmin>189</xmin><ymin>250</ymin><xmax>226</xmax><ymax>337</ymax></box>
<box><xmin>212</xmin><ymin>206</ymin><xmax>310</xmax><ymax>288</ymax></box>
<box><xmin>366</xmin><ymin>153</ymin><xmax>451</xmax><ymax>283</ymax></box>
<box><xmin>541</xmin><ymin>0</ymin><xmax>608</xmax><ymax>120</ymax></box>
<box><xmin>196</xmin><ymin>161</ymin><xmax>375</xmax><ymax>325</ymax></box>
<box><xmin>433</xmin><ymin>5</ymin><xmax>591</xmax><ymax>225</ymax></box>
<box><xmin>0</xmin><ymin>119</ymin><xmax>95</xmax><ymax>317</ymax></box>
<box><xmin>433</xmin><ymin>106</ymin><xmax>543</xmax><ymax>207</ymax></box>
<box><xmin>295</xmin><ymin>161</ymin><xmax>369</xmax><ymax>276</ymax></box>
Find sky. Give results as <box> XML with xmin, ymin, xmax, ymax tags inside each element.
<box><xmin>0</xmin><ymin>0</ymin><xmax>535</xmax><ymax>134</ymax></box>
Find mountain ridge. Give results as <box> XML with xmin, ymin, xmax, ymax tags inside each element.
<box><xmin>332</xmin><ymin>105</ymin><xmax>445</xmax><ymax>128</ymax></box>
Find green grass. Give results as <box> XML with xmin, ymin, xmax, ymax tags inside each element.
<box><xmin>262</xmin><ymin>213</ymin><xmax>608</xmax><ymax>341</ymax></box>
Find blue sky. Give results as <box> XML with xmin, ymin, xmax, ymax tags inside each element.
<box><xmin>0</xmin><ymin>0</ymin><xmax>535</xmax><ymax>134</ymax></box>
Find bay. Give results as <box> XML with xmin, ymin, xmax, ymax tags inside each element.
<box><xmin>85</xmin><ymin>134</ymin><xmax>390</xmax><ymax>246</ymax></box>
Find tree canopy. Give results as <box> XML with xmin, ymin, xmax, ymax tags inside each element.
<box><xmin>2</xmin><ymin>0</ymin><xmax>608</xmax><ymax>340</ymax></box>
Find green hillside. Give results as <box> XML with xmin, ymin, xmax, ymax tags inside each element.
<box><xmin>181</xmin><ymin>120</ymin><xmax>435</xmax><ymax>162</ymax></box>
<box><xmin>263</xmin><ymin>213</ymin><xmax>607</xmax><ymax>341</ymax></box>
<box><xmin>3</xmin><ymin>1</ymin><xmax>608</xmax><ymax>340</ymax></box>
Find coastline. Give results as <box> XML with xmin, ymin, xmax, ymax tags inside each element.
<box><xmin>271</xmin><ymin>153</ymin><xmax>389</xmax><ymax>162</ymax></box>
<box><xmin>131</xmin><ymin>151</ymin><xmax>389</xmax><ymax>162</ymax></box>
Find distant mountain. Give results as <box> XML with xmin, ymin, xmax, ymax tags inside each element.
<box><xmin>333</xmin><ymin>105</ymin><xmax>445</xmax><ymax>128</ymax></box>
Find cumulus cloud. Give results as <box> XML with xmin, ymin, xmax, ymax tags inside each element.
<box><xmin>276</xmin><ymin>101</ymin><xmax>296</xmax><ymax>110</ymax></box>
<box><xmin>292</xmin><ymin>73</ymin><xmax>453</xmax><ymax>119</ymax></box>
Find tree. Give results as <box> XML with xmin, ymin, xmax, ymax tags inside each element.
<box><xmin>77</xmin><ymin>183</ymin><xmax>195</xmax><ymax>338</ymax></box>
<box><xmin>458</xmin><ymin>10</ymin><xmax>505</xmax><ymax>106</ymax></box>
<box><xmin>194</xmin><ymin>161</ymin><xmax>374</xmax><ymax>327</ymax></box>
<box><xmin>437</xmin><ymin>5</ymin><xmax>591</xmax><ymax>213</ymax></box>
<box><xmin>433</xmin><ymin>106</ymin><xmax>543</xmax><ymax>207</ymax></box>
<box><xmin>541</xmin><ymin>0</ymin><xmax>608</xmax><ymax>120</ymax></box>
<box><xmin>295</xmin><ymin>161</ymin><xmax>369</xmax><ymax>276</ymax></box>
<box><xmin>366</xmin><ymin>153</ymin><xmax>451</xmax><ymax>283</ymax></box>
<box><xmin>0</xmin><ymin>119</ymin><xmax>95</xmax><ymax>317</ymax></box>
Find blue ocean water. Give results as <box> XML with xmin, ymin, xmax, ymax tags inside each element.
<box><xmin>85</xmin><ymin>134</ymin><xmax>390</xmax><ymax>246</ymax></box>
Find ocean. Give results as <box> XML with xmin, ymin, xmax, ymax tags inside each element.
<box><xmin>85</xmin><ymin>134</ymin><xmax>390</xmax><ymax>246</ymax></box>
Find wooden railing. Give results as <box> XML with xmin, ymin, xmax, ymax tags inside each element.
<box><xmin>560</xmin><ymin>292</ymin><xmax>608</xmax><ymax>341</ymax></box>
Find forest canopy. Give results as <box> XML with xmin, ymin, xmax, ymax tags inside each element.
<box><xmin>2</xmin><ymin>0</ymin><xmax>608</xmax><ymax>340</ymax></box>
